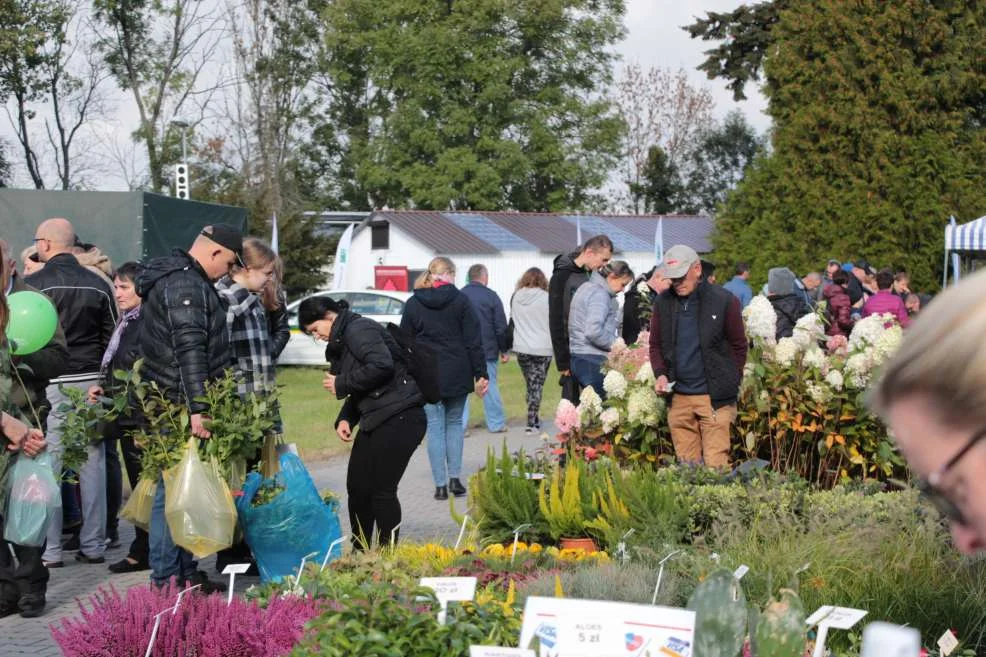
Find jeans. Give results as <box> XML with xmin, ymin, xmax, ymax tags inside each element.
<box><xmin>571</xmin><ymin>353</ymin><xmax>606</xmax><ymax>398</ymax></box>
<box><xmin>463</xmin><ymin>360</ymin><xmax>506</xmax><ymax>432</ymax></box>
<box><xmin>43</xmin><ymin>380</ymin><xmax>107</xmax><ymax>562</ymax></box>
<box><xmin>347</xmin><ymin>408</ymin><xmax>426</xmax><ymax>549</ymax></box>
<box><xmin>149</xmin><ymin>474</ymin><xmax>196</xmax><ymax>585</ymax></box>
<box><xmin>424</xmin><ymin>395</ymin><xmax>468</xmax><ymax>487</ymax></box>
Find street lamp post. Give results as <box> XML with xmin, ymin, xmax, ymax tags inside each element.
<box><xmin>170</xmin><ymin>120</ymin><xmax>190</xmax><ymax>200</ymax></box>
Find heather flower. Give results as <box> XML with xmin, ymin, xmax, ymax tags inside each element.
<box><xmin>600</xmin><ymin>408</ymin><xmax>620</xmax><ymax>434</ymax></box>
<box><xmin>634</xmin><ymin>362</ymin><xmax>656</xmax><ymax>385</ymax></box>
<box><xmin>743</xmin><ymin>296</ymin><xmax>777</xmax><ymax>345</ymax></box>
<box><xmin>554</xmin><ymin>399</ymin><xmax>579</xmax><ymax>435</ymax></box>
<box><xmin>602</xmin><ymin>370</ymin><xmax>628</xmax><ymax>399</ymax></box>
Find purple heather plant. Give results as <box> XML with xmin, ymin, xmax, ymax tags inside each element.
<box><xmin>51</xmin><ymin>581</ymin><xmax>322</xmax><ymax>657</ymax></box>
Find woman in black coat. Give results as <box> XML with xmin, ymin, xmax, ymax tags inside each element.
<box><xmin>299</xmin><ymin>296</ymin><xmax>425</xmax><ymax>550</ymax></box>
<box><xmin>400</xmin><ymin>257</ymin><xmax>487</xmax><ymax>501</ymax></box>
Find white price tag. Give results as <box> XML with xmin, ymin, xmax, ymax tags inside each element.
<box><xmin>806</xmin><ymin>605</ymin><xmax>868</xmax><ymax>630</ymax></box>
<box><xmin>938</xmin><ymin>629</ymin><xmax>959</xmax><ymax>657</ymax></box>
<box><xmin>419</xmin><ymin>576</ymin><xmax>478</xmax><ymax>603</ymax></box>
<box><xmin>470</xmin><ymin>648</ymin><xmax>535</xmax><ymax>657</ymax></box>
<box><xmin>520</xmin><ymin>597</ymin><xmax>695</xmax><ymax>657</ymax></box>
<box><xmin>733</xmin><ymin>565</ymin><xmax>750</xmax><ymax>580</ymax></box>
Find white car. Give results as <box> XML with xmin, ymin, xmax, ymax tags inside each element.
<box><xmin>278</xmin><ymin>289</ymin><xmax>412</xmax><ymax>366</ymax></box>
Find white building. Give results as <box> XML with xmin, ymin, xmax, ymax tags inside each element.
<box><xmin>338</xmin><ymin>210</ymin><xmax>715</xmax><ymax>307</ymax></box>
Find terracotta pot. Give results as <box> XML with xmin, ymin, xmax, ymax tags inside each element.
<box><xmin>558</xmin><ymin>536</ymin><xmax>599</xmax><ymax>553</ymax></box>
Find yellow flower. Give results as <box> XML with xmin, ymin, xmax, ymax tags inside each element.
<box><xmin>514</xmin><ymin>541</ymin><xmax>528</xmax><ymax>551</ymax></box>
<box><xmin>528</xmin><ymin>543</ymin><xmax>543</xmax><ymax>554</ymax></box>
<box><xmin>483</xmin><ymin>544</ymin><xmax>506</xmax><ymax>557</ymax></box>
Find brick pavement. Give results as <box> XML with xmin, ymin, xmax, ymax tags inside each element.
<box><xmin>0</xmin><ymin>426</ymin><xmax>548</xmax><ymax>656</ymax></box>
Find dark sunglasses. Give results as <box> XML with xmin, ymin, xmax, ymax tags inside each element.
<box><xmin>917</xmin><ymin>427</ymin><xmax>986</xmax><ymax>526</ymax></box>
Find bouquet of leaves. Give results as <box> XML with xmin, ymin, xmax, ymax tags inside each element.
<box><xmin>57</xmin><ymin>366</ymin><xmax>135</xmax><ymax>478</ymax></box>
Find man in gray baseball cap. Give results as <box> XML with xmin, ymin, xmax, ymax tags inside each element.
<box><xmin>648</xmin><ymin>244</ymin><xmax>748</xmax><ymax>469</ymax></box>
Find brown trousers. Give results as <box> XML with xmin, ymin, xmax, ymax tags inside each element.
<box><xmin>668</xmin><ymin>394</ymin><xmax>736</xmax><ymax>469</ymax></box>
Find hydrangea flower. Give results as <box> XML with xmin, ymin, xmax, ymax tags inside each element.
<box><xmin>627</xmin><ymin>387</ymin><xmax>663</xmax><ymax>427</ymax></box>
<box><xmin>600</xmin><ymin>407</ymin><xmax>621</xmax><ymax>433</ymax></box>
<box><xmin>802</xmin><ymin>346</ymin><xmax>827</xmax><ymax>370</ymax></box>
<box><xmin>554</xmin><ymin>399</ymin><xmax>579</xmax><ymax>434</ymax></box>
<box><xmin>792</xmin><ymin>312</ymin><xmax>825</xmax><ymax>350</ymax></box>
<box><xmin>743</xmin><ymin>295</ymin><xmax>778</xmax><ymax>345</ymax></box>
<box><xmin>872</xmin><ymin>326</ymin><xmax>903</xmax><ymax>364</ymax></box>
<box><xmin>578</xmin><ymin>386</ymin><xmax>603</xmax><ymax>427</ymax></box>
<box><xmin>636</xmin><ymin>281</ymin><xmax>651</xmax><ymax>297</ymax></box>
<box><xmin>806</xmin><ymin>382</ymin><xmax>830</xmax><ymax>405</ymax></box>
<box><xmin>844</xmin><ymin>352</ymin><xmax>872</xmax><ymax>389</ymax></box>
<box><xmin>825</xmin><ymin>370</ymin><xmax>844</xmax><ymax>391</ymax></box>
<box><xmin>773</xmin><ymin>337</ymin><xmax>800</xmax><ymax>367</ymax></box>
<box><xmin>634</xmin><ymin>362</ymin><xmax>656</xmax><ymax>384</ymax></box>
<box><xmin>849</xmin><ymin>313</ymin><xmax>894</xmax><ymax>351</ymax></box>
<box><xmin>603</xmin><ymin>370</ymin><xmax>628</xmax><ymax>399</ymax></box>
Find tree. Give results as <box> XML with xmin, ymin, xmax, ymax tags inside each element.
<box><xmin>307</xmin><ymin>0</ymin><xmax>626</xmax><ymax>212</ymax></box>
<box><xmin>93</xmin><ymin>0</ymin><xmax>225</xmax><ymax>193</ymax></box>
<box><xmin>683</xmin><ymin>0</ymin><xmax>785</xmax><ymax>102</ymax></box>
<box><xmin>679</xmin><ymin>110</ymin><xmax>763</xmax><ymax>215</ymax></box>
<box><xmin>613</xmin><ymin>64</ymin><xmax>714</xmax><ymax>213</ymax></box>
<box><xmin>632</xmin><ymin>145</ymin><xmax>681</xmax><ymax>215</ymax></box>
<box><xmin>0</xmin><ymin>140</ymin><xmax>10</xmax><ymax>186</ymax></box>
<box><xmin>708</xmin><ymin>0</ymin><xmax>986</xmax><ymax>291</ymax></box>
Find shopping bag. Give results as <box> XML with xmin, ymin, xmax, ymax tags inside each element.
<box><xmin>163</xmin><ymin>438</ymin><xmax>237</xmax><ymax>559</ymax></box>
<box><xmin>236</xmin><ymin>452</ymin><xmax>342</xmax><ymax>582</ymax></box>
<box><xmin>119</xmin><ymin>478</ymin><xmax>156</xmax><ymax>532</ymax></box>
<box><xmin>4</xmin><ymin>452</ymin><xmax>60</xmax><ymax>547</ymax></box>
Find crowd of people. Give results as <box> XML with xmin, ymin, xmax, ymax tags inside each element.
<box><xmin>0</xmin><ymin>217</ymin><xmax>947</xmax><ymax>620</ymax></box>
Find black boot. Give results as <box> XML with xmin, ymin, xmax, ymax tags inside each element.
<box><xmin>434</xmin><ymin>486</ymin><xmax>448</xmax><ymax>500</ymax></box>
<box><xmin>449</xmin><ymin>478</ymin><xmax>467</xmax><ymax>497</ymax></box>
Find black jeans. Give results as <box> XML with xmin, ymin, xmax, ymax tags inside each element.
<box><xmin>347</xmin><ymin>407</ymin><xmax>426</xmax><ymax>550</ymax></box>
<box><xmin>105</xmin><ymin>420</ymin><xmax>148</xmax><ymax>563</ymax></box>
<box><xmin>0</xmin><ymin>533</ymin><xmax>48</xmax><ymax>605</ymax></box>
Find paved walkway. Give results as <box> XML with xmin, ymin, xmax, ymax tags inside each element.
<box><xmin>0</xmin><ymin>426</ymin><xmax>549</xmax><ymax>656</ymax></box>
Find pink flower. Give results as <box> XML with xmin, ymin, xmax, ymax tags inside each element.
<box><xmin>583</xmin><ymin>447</ymin><xmax>598</xmax><ymax>460</ymax></box>
<box><xmin>825</xmin><ymin>334</ymin><xmax>848</xmax><ymax>355</ymax></box>
<box><xmin>554</xmin><ymin>399</ymin><xmax>579</xmax><ymax>435</ymax></box>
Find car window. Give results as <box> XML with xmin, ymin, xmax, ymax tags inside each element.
<box><xmin>387</xmin><ymin>298</ymin><xmax>405</xmax><ymax>315</ymax></box>
<box><xmin>288</xmin><ymin>293</ymin><xmax>350</xmax><ymax>329</ymax></box>
<box><xmin>349</xmin><ymin>293</ymin><xmax>396</xmax><ymax>315</ymax></box>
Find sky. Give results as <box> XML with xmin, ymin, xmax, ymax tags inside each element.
<box><xmin>1</xmin><ymin>0</ymin><xmax>770</xmax><ymax>191</ymax></box>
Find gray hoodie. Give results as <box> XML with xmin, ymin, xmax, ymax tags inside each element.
<box><xmin>568</xmin><ymin>271</ymin><xmax>619</xmax><ymax>357</ymax></box>
<box><xmin>510</xmin><ymin>287</ymin><xmax>552</xmax><ymax>357</ymax></box>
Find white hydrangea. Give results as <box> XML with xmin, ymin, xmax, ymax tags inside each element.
<box><xmin>872</xmin><ymin>325</ymin><xmax>903</xmax><ymax>365</ymax></box>
<box><xmin>743</xmin><ymin>361</ymin><xmax>756</xmax><ymax>380</ymax></box>
<box><xmin>825</xmin><ymin>370</ymin><xmax>844</xmax><ymax>391</ymax></box>
<box><xmin>743</xmin><ymin>295</ymin><xmax>778</xmax><ymax>345</ymax></box>
<box><xmin>603</xmin><ymin>370</ymin><xmax>628</xmax><ymax>399</ymax></box>
<box><xmin>773</xmin><ymin>337</ymin><xmax>800</xmax><ymax>367</ymax></box>
<box><xmin>802</xmin><ymin>346</ymin><xmax>827</xmax><ymax>370</ymax></box>
<box><xmin>578</xmin><ymin>385</ymin><xmax>603</xmax><ymax>427</ymax></box>
<box><xmin>634</xmin><ymin>362</ymin><xmax>656</xmax><ymax>384</ymax></box>
<box><xmin>627</xmin><ymin>387</ymin><xmax>663</xmax><ymax>427</ymax></box>
<box><xmin>806</xmin><ymin>382</ymin><xmax>830</xmax><ymax>405</ymax></box>
<box><xmin>792</xmin><ymin>312</ymin><xmax>825</xmax><ymax>350</ymax></box>
<box><xmin>848</xmin><ymin>314</ymin><xmax>893</xmax><ymax>351</ymax></box>
<box><xmin>844</xmin><ymin>353</ymin><xmax>872</xmax><ymax>389</ymax></box>
<box><xmin>610</xmin><ymin>337</ymin><xmax>628</xmax><ymax>353</ymax></box>
<box><xmin>636</xmin><ymin>281</ymin><xmax>651</xmax><ymax>297</ymax></box>
<box><xmin>600</xmin><ymin>407</ymin><xmax>621</xmax><ymax>433</ymax></box>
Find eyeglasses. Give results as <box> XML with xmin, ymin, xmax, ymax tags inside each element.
<box><xmin>917</xmin><ymin>427</ymin><xmax>986</xmax><ymax>525</ymax></box>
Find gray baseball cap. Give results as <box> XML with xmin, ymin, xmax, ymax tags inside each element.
<box><xmin>661</xmin><ymin>245</ymin><xmax>699</xmax><ymax>278</ymax></box>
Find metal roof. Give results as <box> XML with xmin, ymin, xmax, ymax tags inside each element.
<box><xmin>367</xmin><ymin>210</ymin><xmax>713</xmax><ymax>255</ymax></box>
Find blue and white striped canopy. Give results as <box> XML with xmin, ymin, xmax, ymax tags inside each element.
<box><xmin>946</xmin><ymin>216</ymin><xmax>986</xmax><ymax>251</ymax></box>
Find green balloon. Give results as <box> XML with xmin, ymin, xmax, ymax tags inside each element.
<box><xmin>6</xmin><ymin>291</ymin><xmax>58</xmax><ymax>356</ymax></box>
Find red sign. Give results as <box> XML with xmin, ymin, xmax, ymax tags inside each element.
<box><xmin>375</xmin><ymin>265</ymin><xmax>409</xmax><ymax>291</ymax></box>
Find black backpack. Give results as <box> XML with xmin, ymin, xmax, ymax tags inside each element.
<box><xmin>386</xmin><ymin>323</ymin><xmax>441</xmax><ymax>404</ymax></box>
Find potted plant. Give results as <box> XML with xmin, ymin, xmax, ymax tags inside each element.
<box><xmin>470</xmin><ymin>445</ymin><xmax>548</xmax><ymax>545</ymax></box>
<box><xmin>538</xmin><ymin>461</ymin><xmax>599</xmax><ymax>553</ymax></box>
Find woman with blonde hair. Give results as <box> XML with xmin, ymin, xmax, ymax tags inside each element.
<box><xmin>263</xmin><ymin>255</ymin><xmax>290</xmax><ymax>361</ymax></box>
<box><xmin>401</xmin><ymin>256</ymin><xmax>487</xmax><ymax>500</ymax></box>
<box><xmin>871</xmin><ymin>268</ymin><xmax>986</xmax><ymax>555</ymax></box>
<box><xmin>511</xmin><ymin>267</ymin><xmax>553</xmax><ymax>432</ymax></box>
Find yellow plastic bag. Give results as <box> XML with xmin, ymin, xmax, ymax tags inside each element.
<box><xmin>119</xmin><ymin>478</ymin><xmax>156</xmax><ymax>532</ymax></box>
<box><xmin>163</xmin><ymin>438</ymin><xmax>237</xmax><ymax>559</ymax></box>
<box><xmin>260</xmin><ymin>434</ymin><xmax>281</xmax><ymax>479</ymax></box>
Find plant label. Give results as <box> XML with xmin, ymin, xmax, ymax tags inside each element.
<box><xmin>222</xmin><ymin>563</ymin><xmax>252</xmax><ymax>605</ymax></box>
<box><xmin>861</xmin><ymin>623</ymin><xmax>920</xmax><ymax>657</ymax></box>
<box><xmin>806</xmin><ymin>605</ymin><xmax>868</xmax><ymax>630</ymax></box>
<box><xmin>520</xmin><ymin>596</ymin><xmax>695</xmax><ymax>657</ymax></box>
<box><xmin>937</xmin><ymin>629</ymin><xmax>959</xmax><ymax>657</ymax></box>
<box><xmin>469</xmin><ymin>648</ymin><xmax>535</xmax><ymax>657</ymax></box>
<box><xmin>733</xmin><ymin>565</ymin><xmax>750</xmax><ymax>580</ymax></box>
<box><xmin>419</xmin><ymin>576</ymin><xmax>478</xmax><ymax>603</ymax></box>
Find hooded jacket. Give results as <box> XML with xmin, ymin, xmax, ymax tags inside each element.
<box><xmin>548</xmin><ymin>252</ymin><xmax>589</xmax><ymax>371</ymax></box>
<box><xmin>135</xmin><ymin>250</ymin><xmax>230</xmax><ymax>413</ymax></box>
<box><xmin>770</xmin><ymin>294</ymin><xmax>811</xmax><ymax>340</ymax></box>
<box><xmin>328</xmin><ymin>308</ymin><xmax>423</xmax><ymax>433</ymax></box>
<box><xmin>25</xmin><ymin>252</ymin><xmax>117</xmax><ymax>380</ymax></box>
<box><xmin>569</xmin><ymin>271</ymin><xmax>620</xmax><ymax>357</ymax></box>
<box><xmin>400</xmin><ymin>284</ymin><xmax>485</xmax><ymax>399</ymax></box>
<box><xmin>823</xmin><ymin>283</ymin><xmax>853</xmax><ymax>337</ymax></box>
<box><xmin>510</xmin><ymin>287</ymin><xmax>552</xmax><ymax>357</ymax></box>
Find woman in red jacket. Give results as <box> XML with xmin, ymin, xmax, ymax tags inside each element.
<box><xmin>823</xmin><ymin>269</ymin><xmax>854</xmax><ymax>337</ymax></box>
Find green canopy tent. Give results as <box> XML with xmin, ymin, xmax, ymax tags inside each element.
<box><xmin>0</xmin><ymin>190</ymin><xmax>248</xmax><ymax>268</ymax></box>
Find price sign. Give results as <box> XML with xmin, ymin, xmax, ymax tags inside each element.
<box><xmin>469</xmin><ymin>648</ymin><xmax>535</xmax><ymax>657</ymax></box>
<box><xmin>806</xmin><ymin>605</ymin><xmax>868</xmax><ymax>630</ymax></box>
<box><xmin>520</xmin><ymin>597</ymin><xmax>695</xmax><ymax>657</ymax></box>
<box><xmin>419</xmin><ymin>576</ymin><xmax>477</xmax><ymax>603</ymax></box>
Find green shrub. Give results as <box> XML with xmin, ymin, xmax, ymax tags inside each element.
<box><xmin>518</xmin><ymin>562</ymin><xmax>674</xmax><ymax>606</ymax></box>
<box><xmin>470</xmin><ymin>445</ymin><xmax>548</xmax><ymax>544</ymax></box>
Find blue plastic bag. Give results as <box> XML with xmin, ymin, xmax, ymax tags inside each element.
<box><xmin>236</xmin><ymin>452</ymin><xmax>342</xmax><ymax>582</ymax></box>
<box><xmin>4</xmin><ymin>452</ymin><xmax>60</xmax><ymax>547</ymax></box>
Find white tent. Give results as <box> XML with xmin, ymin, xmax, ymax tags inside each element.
<box><xmin>943</xmin><ymin>215</ymin><xmax>986</xmax><ymax>286</ymax></box>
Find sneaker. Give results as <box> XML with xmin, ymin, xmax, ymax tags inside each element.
<box><xmin>18</xmin><ymin>593</ymin><xmax>45</xmax><ymax>618</ymax></box>
<box><xmin>76</xmin><ymin>552</ymin><xmax>106</xmax><ymax>564</ymax></box>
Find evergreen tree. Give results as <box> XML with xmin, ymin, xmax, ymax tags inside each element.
<box><xmin>680</xmin><ymin>111</ymin><xmax>763</xmax><ymax>215</ymax></box>
<box><xmin>704</xmin><ymin>0</ymin><xmax>986</xmax><ymax>291</ymax></box>
<box><xmin>633</xmin><ymin>145</ymin><xmax>681</xmax><ymax>215</ymax></box>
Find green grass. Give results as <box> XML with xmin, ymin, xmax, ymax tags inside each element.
<box><xmin>279</xmin><ymin>359</ymin><xmax>561</xmax><ymax>457</ymax></box>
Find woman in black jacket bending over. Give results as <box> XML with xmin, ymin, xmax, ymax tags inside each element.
<box><xmin>299</xmin><ymin>296</ymin><xmax>426</xmax><ymax>549</ymax></box>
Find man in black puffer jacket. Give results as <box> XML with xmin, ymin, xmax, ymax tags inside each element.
<box><xmin>135</xmin><ymin>224</ymin><xmax>240</xmax><ymax>589</ymax></box>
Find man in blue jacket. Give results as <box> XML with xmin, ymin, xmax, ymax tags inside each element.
<box><xmin>461</xmin><ymin>264</ymin><xmax>509</xmax><ymax>433</ymax></box>
<box><xmin>722</xmin><ymin>262</ymin><xmax>753</xmax><ymax>309</ymax></box>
